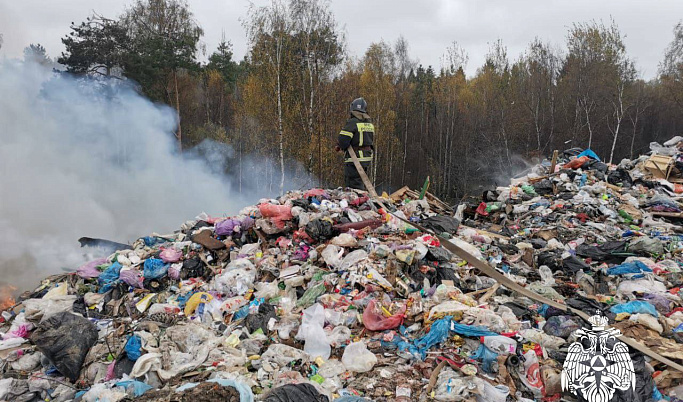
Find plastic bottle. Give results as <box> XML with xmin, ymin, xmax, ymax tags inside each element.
<box><xmin>481</xmin><ymin>336</ymin><xmax>517</xmax><ymax>355</ymax></box>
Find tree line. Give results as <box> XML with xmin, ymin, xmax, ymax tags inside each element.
<box><xmin>11</xmin><ymin>0</ymin><xmax>683</xmax><ymax>201</ymax></box>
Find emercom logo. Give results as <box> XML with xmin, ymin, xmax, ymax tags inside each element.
<box><xmin>561</xmin><ymin>312</ymin><xmax>636</xmax><ymax>402</ymax></box>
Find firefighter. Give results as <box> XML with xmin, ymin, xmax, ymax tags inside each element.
<box><xmin>336</xmin><ymin>97</ymin><xmax>374</xmax><ymax>190</ymax></box>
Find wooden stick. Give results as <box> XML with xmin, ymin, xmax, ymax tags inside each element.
<box><xmin>549</xmin><ymin>150</ymin><xmax>558</xmax><ymax>174</ymax></box>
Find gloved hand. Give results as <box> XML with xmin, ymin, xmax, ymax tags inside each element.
<box><xmin>334</xmin><ymin>145</ymin><xmax>342</xmax><ymax>152</ymax></box>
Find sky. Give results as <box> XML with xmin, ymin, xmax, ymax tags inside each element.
<box><xmin>1</xmin><ymin>0</ymin><xmax>682</xmax><ymax>79</ymax></box>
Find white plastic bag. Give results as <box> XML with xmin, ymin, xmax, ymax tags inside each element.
<box><xmin>341</xmin><ymin>341</ymin><xmax>377</xmax><ymax>373</ymax></box>
<box><xmin>296</xmin><ymin>303</ymin><xmax>330</xmax><ymax>360</ymax></box>
<box><xmin>321</xmin><ymin>245</ymin><xmax>344</xmax><ymax>270</ymax></box>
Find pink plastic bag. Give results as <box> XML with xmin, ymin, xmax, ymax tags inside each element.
<box><xmin>76</xmin><ymin>257</ymin><xmax>108</xmax><ymax>279</ymax></box>
<box><xmin>362</xmin><ymin>299</ymin><xmax>406</xmax><ymax>331</ymax></box>
<box><xmin>160</xmin><ymin>248</ymin><xmax>182</xmax><ymax>263</ymax></box>
<box><xmin>304</xmin><ymin>188</ymin><xmax>328</xmax><ymax>198</ymax></box>
<box><xmin>258</xmin><ymin>204</ymin><xmax>293</xmax><ymax>229</ymax></box>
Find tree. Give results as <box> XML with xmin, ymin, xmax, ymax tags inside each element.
<box><xmin>23</xmin><ymin>44</ymin><xmax>51</xmax><ymax>66</ymax></box>
<box><xmin>207</xmin><ymin>36</ymin><xmax>242</xmax><ymax>91</ymax></box>
<box><xmin>515</xmin><ymin>39</ymin><xmax>561</xmax><ymax>152</ymax></box>
<box><xmin>244</xmin><ymin>0</ymin><xmax>294</xmax><ymax>195</ymax></box>
<box><xmin>58</xmin><ymin>15</ymin><xmax>130</xmax><ymax>77</ymax></box>
<box><xmin>122</xmin><ymin>0</ymin><xmax>204</xmax><ymax>151</ymax></box>
<box><xmin>290</xmin><ymin>0</ymin><xmax>344</xmax><ymax>175</ymax></box>
<box><xmin>660</xmin><ymin>22</ymin><xmax>683</xmax><ymax>110</ymax></box>
<box><xmin>360</xmin><ymin>41</ymin><xmax>397</xmax><ymax>185</ymax></box>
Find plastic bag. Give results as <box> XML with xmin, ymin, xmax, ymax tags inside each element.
<box><xmin>610</xmin><ymin>300</ymin><xmax>659</xmax><ymax>317</ymax></box>
<box><xmin>258</xmin><ymin>203</ymin><xmax>293</xmax><ymax>229</ymax></box>
<box><xmin>330</xmin><ymin>233</ymin><xmax>358</xmax><ymax>247</ymax></box>
<box><xmin>264</xmin><ymin>383</ymin><xmax>326</xmax><ymax>402</ymax></box>
<box><xmin>159</xmin><ymin>248</ymin><xmax>182</xmax><ymax>263</ymax></box>
<box><xmin>296</xmin><ymin>304</ymin><xmax>330</xmax><ymax>360</ymax></box>
<box><xmin>362</xmin><ymin>299</ymin><xmax>405</xmax><ymax>331</ymax></box>
<box><xmin>125</xmin><ymin>335</ymin><xmax>142</xmax><ymax>361</ymax></box>
<box><xmin>326</xmin><ymin>325</ymin><xmax>351</xmax><ymax>348</ymax></box>
<box><xmin>76</xmin><ymin>257</ymin><xmax>108</xmax><ymax>279</ymax></box>
<box><xmin>296</xmin><ymin>282</ymin><xmax>326</xmax><ymax>308</ymax></box>
<box><xmin>215</xmin><ymin>218</ymin><xmax>239</xmax><ymax>236</ymax></box>
<box><xmin>119</xmin><ymin>268</ymin><xmax>144</xmax><ymax>288</ymax></box>
<box><xmin>143</xmin><ymin>258</ymin><xmax>168</xmax><ymax>279</ymax></box>
<box><xmin>606</xmin><ymin>261</ymin><xmax>652</xmax><ymax>275</ymax></box>
<box><xmin>339</xmin><ymin>250</ymin><xmax>368</xmax><ymax>271</ymax></box>
<box><xmin>322</xmin><ymin>245</ymin><xmax>343</xmax><ymax>270</ymax></box>
<box><xmin>184</xmin><ymin>292</ymin><xmax>213</xmax><ymax>316</ymax></box>
<box><xmin>342</xmin><ymin>341</ymin><xmax>377</xmax><ymax>373</ymax></box>
<box><xmin>472</xmin><ymin>344</ymin><xmax>498</xmax><ymax>373</ymax></box>
<box><xmin>215</xmin><ymin>259</ymin><xmax>256</xmax><ymax>295</ymax></box>
<box><xmin>306</xmin><ymin>219</ymin><xmax>335</xmax><ymax>242</ymax></box>
<box><xmin>30</xmin><ymin>312</ymin><xmax>98</xmax><ymax>381</ymax></box>
<box><xmin>542</xmin><ymin>315</ymin><xmax>581</xmax><ymax>339</ymax></box>
<box><xmin>421</xmin><ymin>215</ymin><xmax>460</xmax><ymax>234</ymax></box>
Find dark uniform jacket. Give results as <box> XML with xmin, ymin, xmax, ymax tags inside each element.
<box><xmin>338</xmin><ymin>111</ymin><xmax>375</xmax><ymax>163</ymax></box>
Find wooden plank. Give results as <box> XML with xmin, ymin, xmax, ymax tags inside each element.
<box><xmin>347</xmin><ymin>147</ymin><xmax>378</xmax><ymax>198</ymax></box>
<box><xmin>549</xmin><ymin>150</ymin><xmax>558</xmax><ymax>174</ymax></box>
<box><xmin>651</xmin><ymin>211</ymin><xmax>683</xmax><ymax>218</ymax></box>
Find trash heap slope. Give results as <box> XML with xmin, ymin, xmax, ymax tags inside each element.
<box><xmin>4</xmin><ymin>142</ymin><xmax>683</xmax><ymax>401</ymax></box>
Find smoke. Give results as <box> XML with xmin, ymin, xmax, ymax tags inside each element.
<box><xmin>0</xmin><ymin>59</ymin><xmax>261</xmax><ymax>291</ymax></box>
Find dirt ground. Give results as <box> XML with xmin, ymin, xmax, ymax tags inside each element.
<box><xmin>132</xmin><ymin>382</ymin><xmax>241</xmax><ymax>402</ymax></box>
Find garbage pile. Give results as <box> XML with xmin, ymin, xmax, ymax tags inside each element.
<box><xmin>3</xmin><ymin>143</ymin><xmax>683</xmax><ymax>402</ymax></box>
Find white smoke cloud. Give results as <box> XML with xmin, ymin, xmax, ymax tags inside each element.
<box><xmin>0</xmin><ymin>59</ymin><xmax>254</xmax><ymax>291</ymax></box>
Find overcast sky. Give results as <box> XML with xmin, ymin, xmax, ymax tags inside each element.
<box><xmin>1</xmin><ymin>0</ymin><xmax>682</xmax><ymax>79</ymax></box>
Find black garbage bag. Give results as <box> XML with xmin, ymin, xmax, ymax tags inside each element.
<box><xmin>264</xmin><ymin>383</ymin><xmax>329</xmax><ymax>402</ymax></box>
<box><xmin>113</xmin><ymin>355</ymin><xmax>136</xmax><ymax>378</ymax></box>
<box><xmin>566</xmin><ymin>296</ymin><xmax>614</xmax><ymax>321</ymax></box>
<box><xmin>305</xmin><ymin>219</ymin><xmax>334</xmax><ymax>242</ymax></box>
<box><xmin>608</xmin><ymin>168</ymin><xmax>634</xmax><ymax>188</ymax></box>
<box><xmin>420</xmin><ymin>215</ymin><xmax>460</xmax><ymax>234</ymax></box>
<box><xmin>563</xmin><ymin>147</ymin><xmax>583</xmax><ymax>158</ymax></box>
<box><xmin>537</xmin><ymin>250</ymin><xmax>563</xmax><ymax>271</ymax></box>
<box><xmin>528</xmin><ymin>238</ymin><xmax>547</xmax><ymax>249</ymax></box>
<box><xmin>610</xmin><ymin>352</ymin><xmax>655</xmax><ymax>402</ymax></box>
<box><xmin>291</xmin><ymin>198</ymin><xmax>309</xmax><ymax>209</ymax></box>
<box><xmin>426</xmin><ymin>247</ymin><xmax>452</xmax><ymax>263</ymax></box>
<box><xmin>435</xmin><ymin>265</ymin><xmax>458</xmax><ymax>283</ymax></box>
<box><xmin>533</xmin><ymin>179</ymin><xmax>554</xmax><ymax>196</ymax></box>
<box><xmin>502</xmin><ymin>302</ymin><xmax>535</xmax><ymax>323</ymax></box>
<box><xmin>562</xmin><ymin>255</ymin><xmax>590</xmax><ymax>274</ymax></box>
<box><xmin>407</xmin><ymin>262</ymin><xmax>436</xmax><ymax>285</ymax></box>
<box><xmin>181</xmin><ymin>257</ymin><xmax>206</xmax><ymax>280</ymax></box>
<box><xmin>497</xmin><ymin>243</ymin><xmax>520</xmax><ymax>255</ymax></box>
<box><xmin>576</xmin><ymin>241</ymin><xmax>627</xmax><ymax>262</ymax></box>
<box><xmin>30</xmin><ymin>312</ymin><xmax>98</xmax><ymax>382</ymax></box>
<box><xmin>245</xmin><ymin>303</ymin><xmax>276</xmax><ymax>333</ymax></box>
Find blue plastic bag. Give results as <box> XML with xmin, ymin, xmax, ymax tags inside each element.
<box><xmin>610</xmin><ymin>300</ymin><xmax>659</xmax><ymax>317</ymax></box>
<box><xmin>98</xmin><ymin>262</ymin><xmax>122</xmax><ymax>293</ymax></box>
<box><xmin>115</xmin><ymin>380</ymin><xmax>153</xmax><ymax>397</ymax></box>
<box><xmin>125</xmin><ymin>334</ymin><xmax>142</xmax><ymax>361</ymax></box>
<box><xmin>142</xmin><ymin>236</ymin><xmax>167</xmax><ymax>247</ymax></box>
<box><xmin>336</xmin><ymin>397</ymin><xmax>373</xmax><ymax>402</ymax></box>
<box><xmin>606</xmin><ymin>261</ymin><xmax>652</xmax><ymax>276</ymax></box>
<box><xmin>577</xmin><ymin>149</ymin><xmax>601</xmax><ymax>161</ymax></box>
<box><xmin>414</xmin><ymin>316</ymin><xmax>452</xmax><ymax>358</ymax></box>
<box><xmin>450</xmin><ymin>322</ymin><xmax>498</xmax><ymax>337</ymax></box>
<box><xmin>143</xmin><ymin>258</ymin><xmax>168</xmax><ymax>279</ymax></box>
<box><xmin>472</xmin><ymin>343</ymin><xmax>498</xmax><ymax>373</ymax></box>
